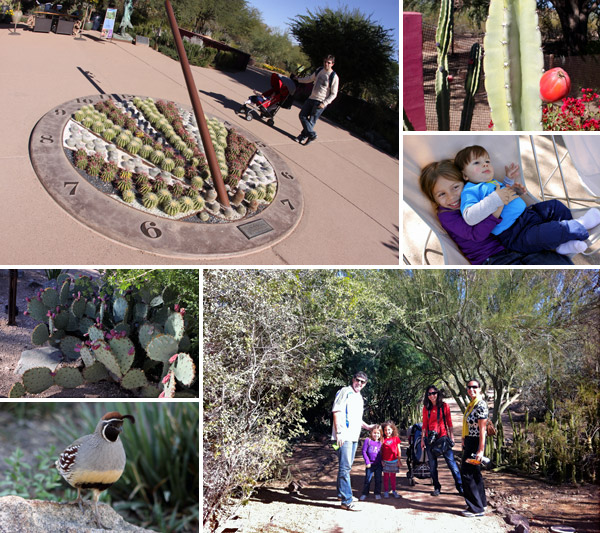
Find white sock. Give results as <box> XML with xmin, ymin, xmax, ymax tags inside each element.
<box><xmin>575</xmin><ymin>208</ymin><xmax>600</xmax><ymax>230</ymax></box>
<box><xmin>556</xmin><ymin>240</ymin><xmax>588</xmax><ymax>255</ymax></box>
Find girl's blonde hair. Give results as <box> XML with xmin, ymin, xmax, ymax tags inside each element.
<box><xmin>381</xmin><ymin>420</ymin><xmax>399</xmax><ymax>438</ymax></box>
<box><xmin>419</xmin><ymin>159</ymin><xmax>463</xmax><ymax>204</ymax></box>
<box><xmin>370</xmin><ymin>424</ymin><xmax>383</xmax><ymax>442</ymax></box>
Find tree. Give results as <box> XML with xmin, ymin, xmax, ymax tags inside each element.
<box><xmin>379</xmin><ymin>270</ymin><xmax>595</xmax><ymax>423</ymax></box>
<box><xmin>289</xmin><ymin>7</ymin><xmax>397</xmax><ymax>98</ymax></box>
<box><xmin>538</xmin><ymin>0</ymin><xmax>599</xmax><ymax>54</ymax></box>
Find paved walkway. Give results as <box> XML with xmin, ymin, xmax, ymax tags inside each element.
<box><xmin>0</xmin><ymin>26</ymin><xmax>398</xmax><ymax>265</ymax></box>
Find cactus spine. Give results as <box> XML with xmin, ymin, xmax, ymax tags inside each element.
<box><xmin>483</xmin><ymin>0</ymin><xmax>544</xmax><ymax>130</ymax></box>
<box><xmin>435</xmin><ymin>0</ymin><xmax>453</xmax><ymax>131</ymax></box>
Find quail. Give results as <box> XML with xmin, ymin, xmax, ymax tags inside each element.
<box><xmin>56</xmin><ymin>411</ymin><xmax>135</xmax><ymax>524</ymax></box>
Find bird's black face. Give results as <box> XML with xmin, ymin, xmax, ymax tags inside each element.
<box><xmin>102</xmin><ymin>420</ymin><xmax>123</xmax><ymax>442</ymax></box>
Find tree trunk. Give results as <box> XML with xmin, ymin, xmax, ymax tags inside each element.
<box><xmin>554</xmin><ymin>0</ymin><xmax>594</xmax><ymax>55</ymax></box>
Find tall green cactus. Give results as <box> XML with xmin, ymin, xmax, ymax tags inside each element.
<box><xmin>435</xmin><ymin>0</ymin><xmax>453</xmax><ymax>131</ymax></box>
<box><xmin>460</xmin><ymin>44</ymin><xmax>482</xmax><ymax>130</ymax></box>
<box><xmin>483</xmin><ymin>0</ymin><xmax>544</xmax><ymax>130</ymax></box>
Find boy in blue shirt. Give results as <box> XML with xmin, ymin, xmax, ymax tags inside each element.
<box><xmin>455</xmin><ymin>145</ymin><xmax>600</xmax><ymax>255</ymax></box>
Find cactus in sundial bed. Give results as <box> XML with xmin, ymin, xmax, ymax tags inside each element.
<box><xmin>483</xmin><ymin>0</ymin><xmax>543</xmax><ymax>130</ymax></box>
<box><xmin>22</xmin><ymin>275</ymin><xmax>196</xmax><ymax>397</ymax></box>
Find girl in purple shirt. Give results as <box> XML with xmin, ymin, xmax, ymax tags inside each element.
<box><xmin>360</xmin><ymin>425</ymin><xmax>383</xmax><ymax>500</ymax></box>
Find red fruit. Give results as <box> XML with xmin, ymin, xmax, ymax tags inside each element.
<box><xmin>447</xmin><ymin>75</ymin><xmax>454</xmax><ymax>82</ymax></box>
<box><xmin>540</xmin><ymin>68</ymin><xmax>571</xmax><ymax>102</ymax></box>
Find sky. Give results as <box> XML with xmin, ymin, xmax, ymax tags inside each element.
<box><xmin>246</xmin><ymin>0</ymin><xmax>399</xmax><ymax>52</ymax></box>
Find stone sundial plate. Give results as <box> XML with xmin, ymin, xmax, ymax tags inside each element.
<box><xmin>29</xmin><ymin>94</ymin><xmax>303</xmax><ymax>259</ymax></box>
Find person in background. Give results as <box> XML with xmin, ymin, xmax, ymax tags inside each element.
<box><xmin>293</xmin><ymin>54</ymin><xmax>339</xmax><ymax>146</ymax></box>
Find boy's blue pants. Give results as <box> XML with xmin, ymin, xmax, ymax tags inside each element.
<box><xmin>497</xmin><ymin>200</ymin><xmax>588</xmax><ymax>252</ymax></box>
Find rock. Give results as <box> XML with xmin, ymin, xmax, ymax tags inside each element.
<box><xmin>15</xmin><ymin>347</ymin><xmax>63</xmax><ymax>375</ymax></box>
<box><xmin>508</xmin><ymin>513</ymin><xmax>530</xmax><ymax>532</ymax></box>
<box><xmin>0</xmin><ymin>495</ymin><xmax>154</xmax><ymax>532</ymax></box>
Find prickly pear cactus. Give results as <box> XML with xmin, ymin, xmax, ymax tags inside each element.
<box><xmin>83</xmin><ymin>361</ymin><xmax>110</xmax><ymax>382</ymax></box>
<box><xmin>121</xmin><ymin>368</ymin><xmax>148</xmax><ymax>390</ymax></box>
<box><xmin>483</xmin><ymin>0</ymin><xmax>544</xmax><ymax>130</ymax></box>
<box><xmin>9</xmin><ymin>382</ymin><xmax>26</xmax><ymax>398</ymax></box>
<box><xmin>172</xmin><ymin>353</ymin><xmax>196</xmax><ymax>387</ymax></box>
<box><xmin>54</xmin><ymin>367</ymin><xmax>84</xmax><ymax>388</ymax></box>
<box><xmin>22</xmin><ymin>367</ymin><xmax>54</xmax><ymax>394</ymax></box>
<box><xmin>31</xmin><ymin>323</ymin><xmax>50</xmax><ymax>346</ymax></box>
<box><xmin>60</xmin><ymin>335</ymin><xmax>82</xmax><ymax>361</ymax></box>
<box><xmin>146</xmin><ymin>334</ymin><xmax>179</xmax><ymax>363</ymax></box>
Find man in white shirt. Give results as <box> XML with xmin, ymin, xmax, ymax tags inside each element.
<box><xmin>294</xmin><ymin>54</ymin><xmax>339</xmax><ymax>146</ymax></box>
<box><xmin>332</xmin><ymin>371</ymin><xmax>374</xmax><ymax>510</ymax></box>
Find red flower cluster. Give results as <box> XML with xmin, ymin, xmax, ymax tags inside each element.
<box><xmin>543</xmin><ymin>88</ymin><xmax>600</xmax><ymax>131</ymax></box>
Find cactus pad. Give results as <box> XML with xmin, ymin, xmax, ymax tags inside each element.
<box><xmin>139</xmin><ymin>322</ymin><xmax>162</xmax><ymax>348</ymax></box>
<box><xmin>172</xmin><ymin>353</ymin><xmax>196</xmax><ymax>386</ymax></box>
<box><xmin>60</xmin><ymin>335</ymin><xmax>82</xmax><ymax>361</ymax></box>
<box><xmin>83</xmin><ymin>361</ymin><xmax>110</xmax><ymax>382</ymax></box>
<box><xmin>85</xmin><ymin>301</ymin><xmax>97</xmax><ymax>318</ymax></box>
<box><xmin>113</xmin><ymin>296</ymin><xmax>129</xmax><ymax>323</ymax></box>
<box><xmin>87</xmin><ymin>325</ymin><xmax>105</xmax><ymax>343</ymax></box>
<box><xmin>31</xmin><ymin>323</ymin><xmax>50</xmax><ymax>346</ymax></box>
<box><xmin>161</xmin><ymin>373</ymin><xmax>177</xmax><ymax>398</ymax></box>
<box><xmin>133</xmin><ymin>302</ymin><xmax>149</xmax><ymax>322</ymax></box>
<box><xmin>79</xmin><ymin>345</ymin><xmax>96</xmax><ymax>367</ymax></box>
<box><xmin>59</xmin><ymin>279</ymin><xmax>71</xmax><ymax>305</ymax></box>
<box><xmin>146</xmin><ymin>334</ymin><xmax>179</xmax><ymax>363</ymax></box>
<box><xmin>165</xmin><ymin>312</ymin><xmax>185</xmax><ymax>341</ymax></box>
<box><xmin>92</xmin><ymin>340</ymin><xmax>123</xmax><ymax>379</ymax></box>
<box><xmin>27</xmin><ymin>298</ymin><xmax>49</xmax><ymax>322</ymax></box>
<box><xmin>79</xmin><ymin>317</ymin><xmax>94</xmax><ymax>336</ymax></box>
<box><xmin>9</xmin><ymin>382</ymin><xmax>26</xmax><ymax>398</ymax></box>
<box><xmin>141</xmin><ymin>384</ymin><xmax>161</xmax><ymax>397</ymax></box>
<box><xmin>41</xmin><ymin>288</ymin><xmax>59</xmax><ymax>308</ymax></box>
<box><xmin>54</xmin><ymin>367</ymin><xmax>84</xmax><ymax>389</ymax></box>
<box><xmin>121</xmin><ymin>368</ymin><xmax>148</xmax><ymax>390</ymax></box>
<box><xmin>109</xmin><ymin>336</ymin><xmax>135</xmax><ymax>375</ymax></box>
<box><xmin>22</xmin><ymin>367</ymin><xmax>54</xmax><ymax>394</ymax></box>
<box><xmin>54</xmin><ymin>310</ymin><xmax>69</xmax><ymax>331</ymax></box>
<box><xmin>71</xmin><ymin>297</ymin><xmax>86</xmax><ymax>319</ymax></box>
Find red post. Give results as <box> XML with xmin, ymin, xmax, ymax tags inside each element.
<box><xmin>164</xmin><ymin>0</ymin><xmax>230</xmax><ymax>208</ymax></box>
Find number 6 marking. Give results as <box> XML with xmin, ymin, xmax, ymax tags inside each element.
<box><xmin>140</xmin><ymin>221</ymin><xmax>162</xmax><ymax>239</ymax></box>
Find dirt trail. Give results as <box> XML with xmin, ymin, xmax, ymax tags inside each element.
<box><xmin>218</xmin><ymin>400</ymin><xmax>508</xmax><ymax>533</ymax></box>
<box><xmin>217</xmin><ymin>399</ymin><xmax>599</xmax><ymax>533</ymax></box>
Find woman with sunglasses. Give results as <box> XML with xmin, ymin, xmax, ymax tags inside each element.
<box><xmin>461</xmin><ymin>379</ymin><xmax>488</xmax><ymax>517</ymax></box>
<box><xmin>421</xmin><ymin>386</ymin><xmax>463</xmax><ymax>496</ymax></box>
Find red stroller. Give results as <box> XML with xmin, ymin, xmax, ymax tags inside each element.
<box><xmin>238</xmin><ymin>73</ymin><xmax>296</xmax><ymax>126</ymax></box>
